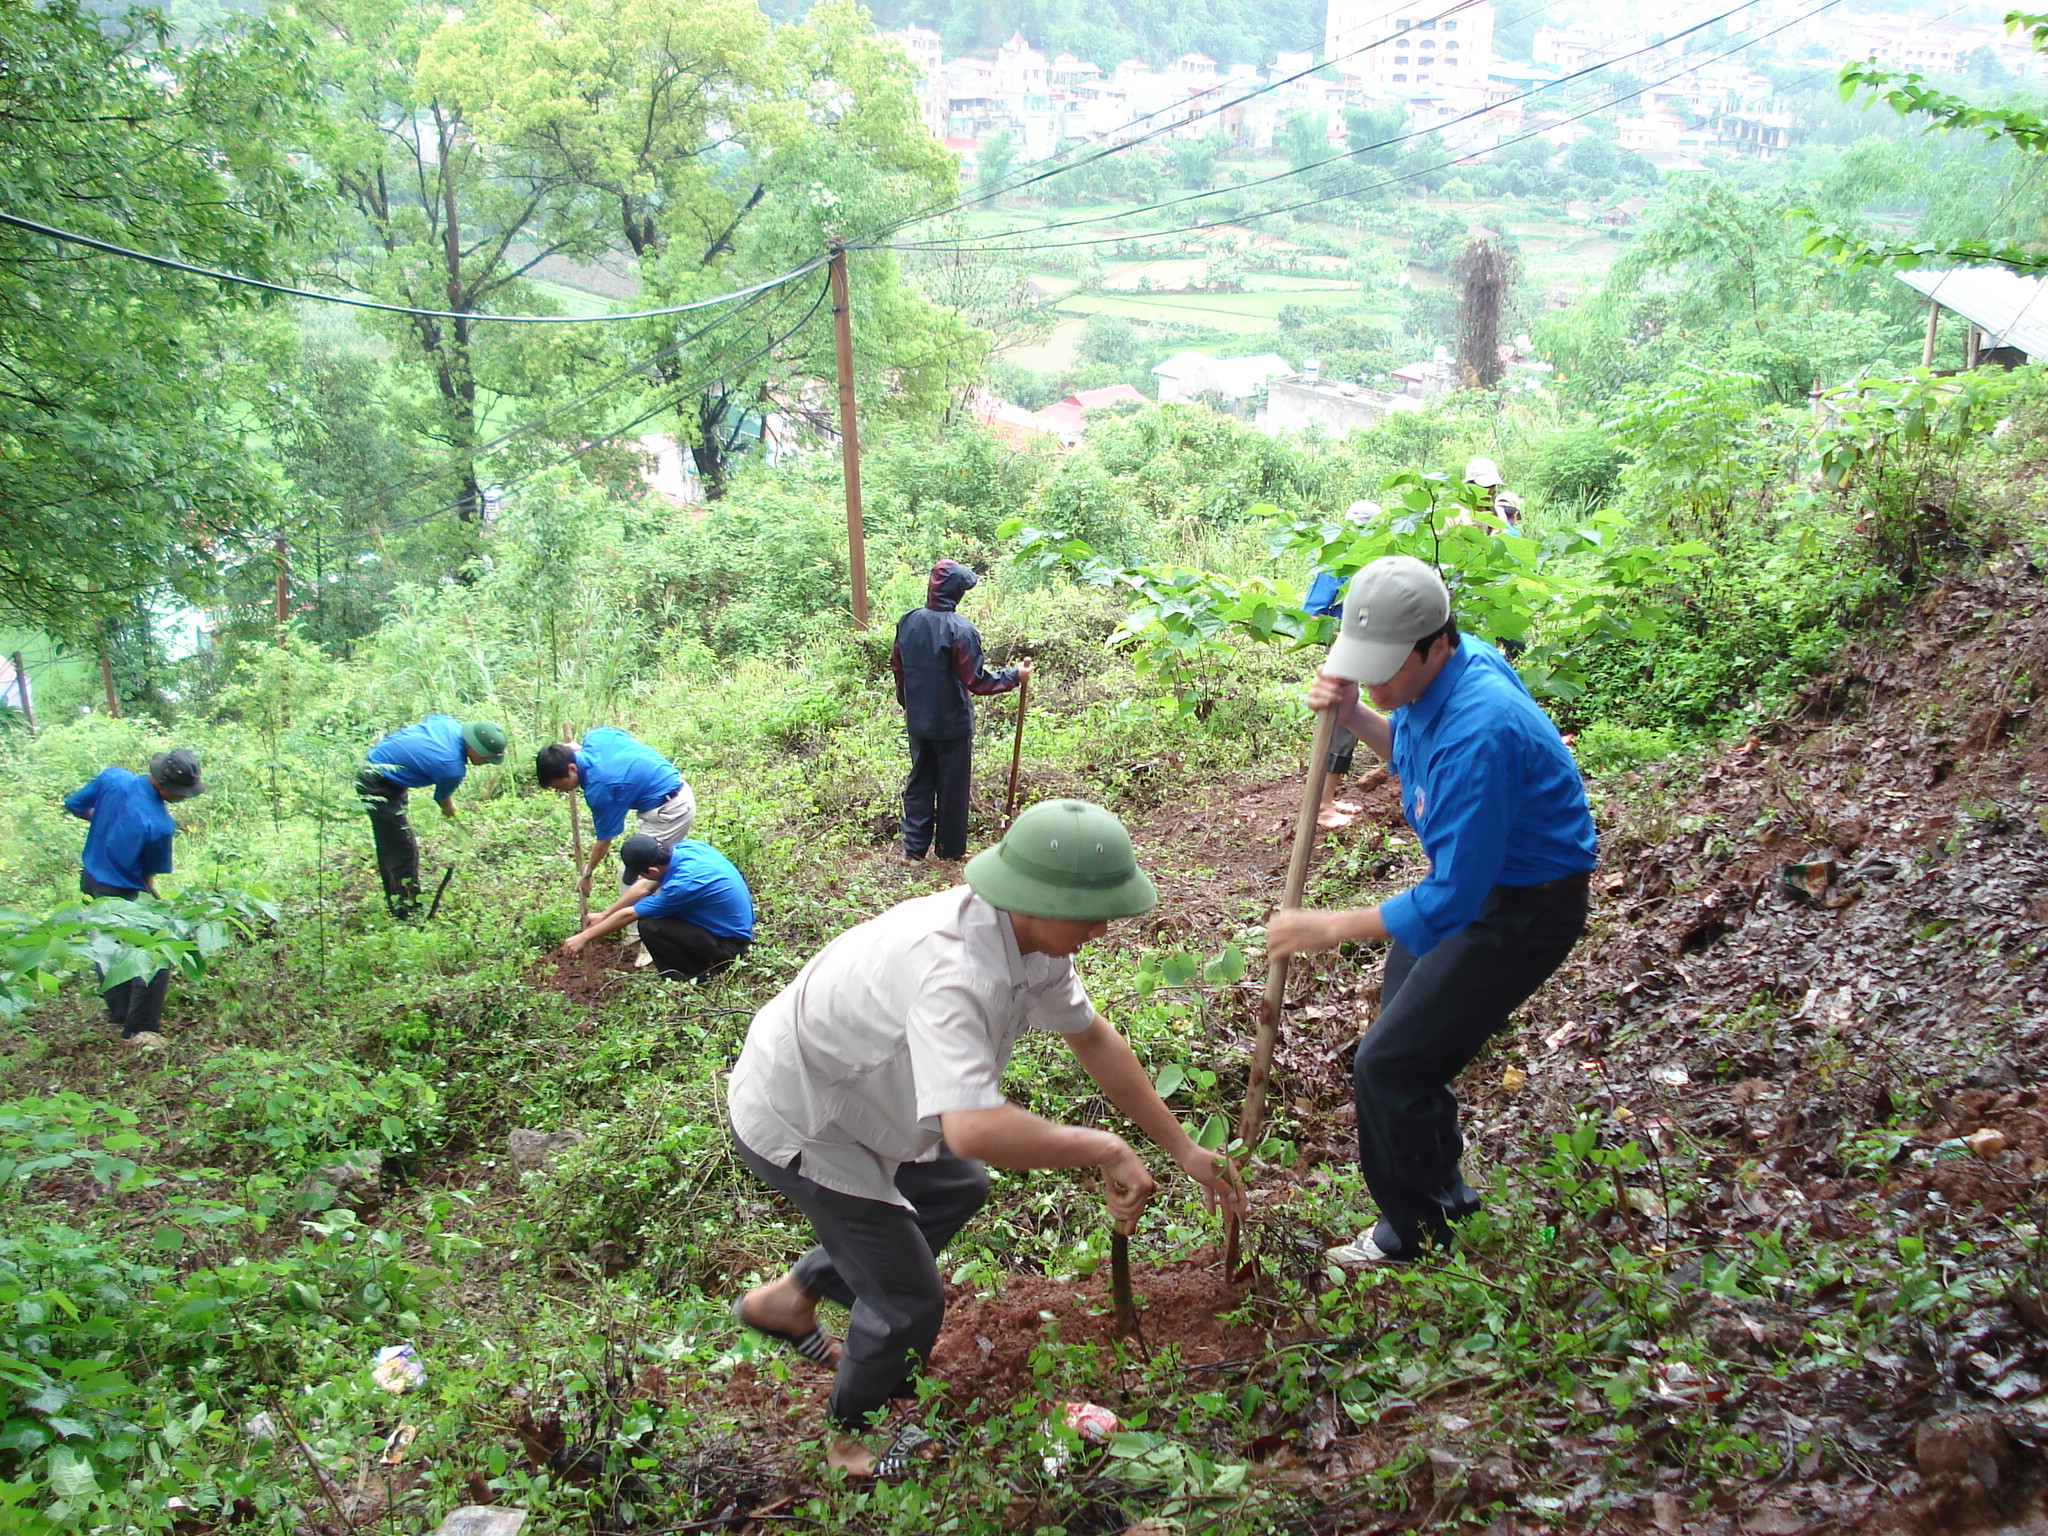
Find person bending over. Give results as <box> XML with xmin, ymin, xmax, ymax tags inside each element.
<box><xmin>726</xmin><ymin>798</ymin><xmax>1241</xmax><ymax>1477</ymax></box>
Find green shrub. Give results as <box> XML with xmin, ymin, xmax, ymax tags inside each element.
<box><xmin>204</xmin><ymin>1051</ymin><xmax>443</xmax><ymax>1179</ymax></box>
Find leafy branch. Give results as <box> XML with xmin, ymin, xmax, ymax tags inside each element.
<box><xmin>0</xmin><ymin>888</ymin><xmax>278</xmax><ymax>1021</ymax></box>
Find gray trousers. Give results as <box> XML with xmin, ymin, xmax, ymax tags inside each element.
<box><xmin>734</xmin><ymin>1133</ymin><xmax>989</xmax><ymax>1430</ymax></box>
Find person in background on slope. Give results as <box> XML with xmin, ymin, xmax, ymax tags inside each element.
<box><xmin>535</xmin><ymin>728</ymin><xmax>696</xmax><ymax>946</ymax></box>
<box><xmin>1267</xmin><ymin>556</ymin><xmax>1596</xmax><ymax>1265</ymax></box>
<box><xmin>561</xmin><ymin>833</ymin><xmax>753</xmax><ymax>981</ymax></box>
<box><xmin>1302</xmin><ymin>500</ymin><xmax>1381</xmax><ymax>830</ymax></box>
<box><xmin>359</xmin><ymin>715</ymin><xmax>508</xmax><ymax>918</ymax></box>
<box><xmin>63</xmin><ymin>749</ymin><xmax>207</xmax><ymax>1050</ymax></box>
<box><xmin>890</xmin><ymin>559</ymin><xmax>1030</xmax><ymax>865</ymax></box>
<box><xmin>1459</xmin><ymin>455</ymin><xmax>1517</xmax><ymax>528</ymax></box>
<box><xmin>727</xmin><ymin>799</ymin><xmax>1242</xmax><ymax>1480</ymax></box>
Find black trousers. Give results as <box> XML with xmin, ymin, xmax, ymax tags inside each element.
<box><xmin>79</xmin><ymin>874</ymin><xmax>170</xmax><ymax>1037</ymax></box>
<box><xmin>1353</xmin><ymin>882</ymin><xmax>1589</xmax><ymax>1247</ymax></box>
<box><xmin>901</xmin><ymin>734</ymin><xmax>973</xmax><ymax>860</ymax></box>
<box><xmin>734</xmin><ymin>1133</ymin><xmax>989</xmax><ymax>1430</ymax></box>
<box><xmin>356</xmin><ymin>769</ymin><xmax>419</xmax><ymax>917</ymax></box>
<box><xmin>639</xmin><ymin>916</ymin><xmax>748</xmax><ymax>980</ymax></box>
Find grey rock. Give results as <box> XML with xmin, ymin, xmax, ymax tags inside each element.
<box><xmin>300</xmin><ymin>1149</ymin><xmax>383</xmax><ymax>1212</ymax></box>
<box><xmin>507</xmin><ymin>1128</ymin><xmax>584</xmax><ymax>1171</ymax></box>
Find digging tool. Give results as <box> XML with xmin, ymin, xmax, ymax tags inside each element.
<box><xmin>1225</xmin><ymin>705</ymin><xmax>1341</xmax><ymax>1274</ymax></box>
<box><xmin>1108</xmin><ymin>1181</ymin><xmax>1144</xmax><ymax>1347</ymax></box>
<box><xmin>426</xmin><ymin>866</ymin><xmax>454</xmax><ymax>921</ymax></box>
<box><xmin>1003</xmin><ymin>664</ymin><xmax>1031</xmax><ymax>826</ymax></box>
<box><xmin>568</xmin><ymin>786</ymin><xmax>590</xmax><ymax>927</ymax></box>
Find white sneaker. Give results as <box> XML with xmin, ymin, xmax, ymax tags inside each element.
<box><xmin>124</xmin><ymin>1032</ymin><xmax>165</xmax><ymax>1052</ymax></box>
<box><xmin>1323</xmin><ymin>1231</ymin><xmax>1390</xmax><ymax>1266</ymax></box>
<box><xmin>633</xmin><ymin>944</ymin><xmax>654</xmax><ymax>969</ymax></box>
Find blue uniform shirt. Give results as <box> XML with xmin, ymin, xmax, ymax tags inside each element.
<box><xmin>366</xmin><ymin>714</ymin><xmax>470</xmax><ymax>802</ymax></box>
<box><xmin>575</xmin><ymin>727</ymin><xmax>682</xmax><ymax>841</ymax></box>
<box><xmin>65</xmin><ymin>768</ymin><xmax>177</xmax><ymax>894</ymax></box>
<box><xmin>631</xmin><ymin>841</ymin><xmax>754</xmax><ymax>940</ymax></box>
<box><xmin>1378</xmin><ymin>636</ymin><xmax>1597</xmax><ymax>957</ymax></box>
<box><xmin>1304</xmin><ymin>569</ymin><xmax>1346</xmax><ymax>619</ymax></box>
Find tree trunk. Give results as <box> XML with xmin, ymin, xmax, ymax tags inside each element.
<box><xmin>694</xmin><ymin>390</ymin><xmax>730</xmax><ymax>501</ymax></box>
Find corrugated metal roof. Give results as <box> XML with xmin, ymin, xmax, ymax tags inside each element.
<box><xmin>1900</xmin><ymin>267</ymin><xmax>2048</xmax><ymax>358</ymax></box>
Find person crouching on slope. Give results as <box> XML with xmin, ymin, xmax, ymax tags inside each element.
<box><xmin>727</xmin><ymin>798</ymin><xmax>1243</xmax><ymax>1478</ymax></box>
<box><xmin>890</xmin><ymin>559</ymin><xmax>1030</xmax><ymax>864</ymax></box>
<box><xmin>559</xmin><ymin>833</ymin><xmax>753</xmax><ymax>980</ymax></box>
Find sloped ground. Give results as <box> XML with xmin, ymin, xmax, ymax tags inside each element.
<box><xmin>1166</xmin><ymin>550</ymin><xmax>2048</xmax><ymax>1532</ymax></box>
<box><xmin>581</xmin><ymin>553</ymin><xmax>2048</xmax><ymax>1532</ymax></box>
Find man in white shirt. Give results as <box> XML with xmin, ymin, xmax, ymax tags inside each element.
<box><xmin>727</xmin><ymin>798</ymin><xmax>1242</xmax><ymax>1478</ymax></box>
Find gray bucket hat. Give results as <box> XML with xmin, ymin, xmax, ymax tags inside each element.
<box><xmin>964</xmin><ymin>799</ymin><xmax>1156</xmax><ymax>922</ymax></box>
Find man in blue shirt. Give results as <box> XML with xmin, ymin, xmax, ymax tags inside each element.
<box><xmin>561</xmin><ymin>834</ymin><xmax>752</xmax><ymax>979</ymax></box>
<box><xmin>536</xmin><ymin>729</ymin><xmax>697</xmax><ymax>937</ymax></box>
<box><xmin>1268</xmin><ymin>556</ymin><xmax>1596</xmax><ymax>1263</ymax></box>
<box><xmin>359</xmin><ymin>716</ymin><xmax>508</xmax><ymax>917</ymax></box>
<box><xmin>62</xmin><ymin>749</ymin><xmax>206</xmax><ymax>1046</ymax></box>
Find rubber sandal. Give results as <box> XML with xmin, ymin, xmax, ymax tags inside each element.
<box><xmin>730</xmin><ymin>1295</ymin><xmax>836</xmax><ymax>1366</ymax></box>
<box><xmin>871</xmin><ymin>1423</ymin><xmax>948</xmax><ymax>1482</ymax></box>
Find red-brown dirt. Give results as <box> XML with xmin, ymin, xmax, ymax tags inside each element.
<box><xmin>928</xmin><ymin>1249</ymin><xmax>1263</xmax><ymax>1406</ymax></box>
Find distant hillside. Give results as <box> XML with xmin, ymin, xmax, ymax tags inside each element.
<box><xmin>759</xmin><ymin>0</ymin><xmax>1324</xmax><ymax>70</ymax></box>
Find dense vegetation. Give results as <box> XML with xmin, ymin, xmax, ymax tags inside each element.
<box><xmin>5</xmin><ymin>1</ymin><xmax>2048</xmax><ymax>1532</ymax></box>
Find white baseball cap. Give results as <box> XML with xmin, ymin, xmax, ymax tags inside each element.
<box><xmin>1325</xmin><ymin>556</ymin><xmax>1451</xmax><ymax>685</ymax></box>
<box><xmin>1463</xmin><ymin>455</ymin><xmax>1503</xmax><ymax>488</ymax></box>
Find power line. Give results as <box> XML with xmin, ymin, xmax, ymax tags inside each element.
<box><xmin>868</xmin><ymin>0</ymin><xmax>1509</xmax><ymax>239</ymax></box>
<box><xmin>881</xmin><ymin>0</ymin><xmax>1778</xmax><ymax>255</ymax></box>
<box><xmin>889</xmin><ymin>0</ymin><xmax>1842</xmax><ymax>256</ymax></box>
<box><xmin>315</xmin><ymin>275</ymin><xmax>808</xmax><ymax>526</ymax></box>
<box><xmin>0</xmin><ymin>208</ymin><xmax>832</xmax><ymax>325</ymax></box>
<box><xmin>326</xmin><ymin>275</ymin><xmax>836</xmax><ymax>540</ymax></box>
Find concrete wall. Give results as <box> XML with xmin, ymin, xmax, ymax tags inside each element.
<box><xmin>1261</xmin><ymin>378</ymin><xmax>1417</xmax><ymax>437</ymax></box>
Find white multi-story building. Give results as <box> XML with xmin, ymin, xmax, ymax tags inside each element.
<box><xmin>1325</xmin><ymin>0</ymin><xmax>1495</xmax><ymax>95</ymax></box>
<box><xmin>888</xmin><ymin>26</ymin><xmax>947</xmax><ymax>140</ymax></box>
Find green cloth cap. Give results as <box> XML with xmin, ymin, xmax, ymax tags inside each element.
<box><xmin>462</xmin><ymin>720</ymin><xmax>508</xmax><ymax>763</ymax></box>
<box><xmin>964</xmin><ymin>798</ymin><xmax>1156</xmax><ymax>922</ymax></box>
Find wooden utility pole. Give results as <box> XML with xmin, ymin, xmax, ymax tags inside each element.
<box><xmin>274</xmin><ymin>535</ymin><xmax>290</xmax><ymax>644</ymax></box>
<box><xmin>828</xmin><ymin>246</ymin><xmax>870</xmax><ymax>630</ymax></box>
<box><xmin>1922</xmin><ymin>300</ymin><xmax>1939</xmax><ymax>369</ymax></box>
<box><xmin>9</xmin><ymin>652</ymin><xmax>32</xmax><ymax>733</ymax></box>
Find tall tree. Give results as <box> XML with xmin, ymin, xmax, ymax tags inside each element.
<box><xmin>297</xmin><ymin>0</ymin><xmax>620</xmax><ymax>540</ymax></box>
<box><xmin>0</xmin><ymin>0</ymin><xmax>313</xmax><ymax>643</ymax></box>
<box><xmin>444</xmin><ymin>0</ymin><xmax>979</xmax><ymax>496</ymax></box>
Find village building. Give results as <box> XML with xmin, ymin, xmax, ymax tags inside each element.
<box><xmin>1260</xmin><ymin>363</ymin><xmax>1422</xmax><ymax>437</ymax></box>
<box><xmin>1151</xmin><ymin>352</ymin><xmax>1293</xmax><ymax>413</ymax></box>
<box><xmin>1033</xmin><ymin>383</ymin><xmax>1148</xmax><ymax>447</ymax></box>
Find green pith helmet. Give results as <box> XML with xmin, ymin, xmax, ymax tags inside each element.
<box><xmin>965</xmin><ymin>799</ymin><xmax>1157</xmax><ymax>923</ymax></box>
<box><xmin>462</xmin><ymin>720</ymin><xmax>508</xmax><ymax>763</ymax></box>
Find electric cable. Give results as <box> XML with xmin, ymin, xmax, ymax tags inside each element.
<box><xmin>315</xmin><ymin>273</ymin><xmax>806</xmax><ymax>525</ymax></box>
<box><xmin>887</xmin><ymin>0</ymin><xmax>1846</xmax><ymax>256</ymax></box>
<box><xmin>329</xmin><ymin>274</ymin><xmax>835</xmax><ymax>538</ymax></box>
<box><xmin>867</xmin><ymin>0</ymin><xmax>1512</xmax><ymax>238</ymax></box>
<box><xmin>880</xmin><ymin>0</ymin><xmax>1782</xmax><ymax>253</ymax></box>
<box><xmin>0</xmin><ymin>208</ymin><xmax>832</xmax><ymax>324</ymax></box>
